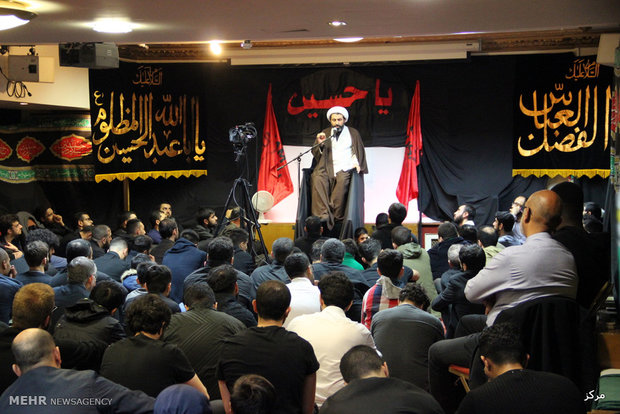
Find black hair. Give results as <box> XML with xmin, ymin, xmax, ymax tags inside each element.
<box><xmin>0</xmin><ymin>214</ymin><xmax>19</xmax><ymax>235</ymax></box>
<box><xmin>304</xmin><ymin>215</ymin><xmax>322</xmax><ymax>236</ymax></box>
<box><xmin>341</xmin><ymin>238</ymin><xmax>359</xmax><ymax>257</ymax></box>
<box><xmin>131</xmin><ymin>253</ymin><xmax>154</xmax><ymax>270</ymax></box>
<box><xmin>375</xmin><ymin>212</ymin><xmax>389</xmax><ymax>227</ymax></box>
<box><xmin>437</xmin><ymin>222</ymin><xmax>458</xmax><ymax>240</ymax></box>
<box><xmin>145</xmin><ymin>264</ymin><xmax>172</xmax><ymax>294</ymax></box>
<box><xmin>131</xmin><ymin>235</ymin><xmax>153</xmax><ymax>254</ymax></box>
<box><xmin>458</xmin><ymin>224</ymin><xmax>478</xmax><ymax>243</ymax></box>
<box><xmin>399</xmin><ymin>283</ymin><xmax>430</xmax><ymax>310</ymax></box>
<box><xmin>125</xmin><ymin>294</ymin><xmax>171</xmax><ymax>335</ymax></box>
<box><xmin>284</xmin><ymin>253</ymin><xmax>310</xmax><ymax>279</ymax></box>
<box><xmin>321</xmin><ymin>238</ymin><xmax>345</xmax><ymax>263</ymax></box>
<box><xmin>391</xmin><ymin>226</ymin><xmax>412</xmax><ymax>247</ymax></box>
<box><xmin>150</xmin><ymin>209</ymin><xmax>164</xmax><ymax>228</ymax></box>
<box><xmin>583</xmin><ymin>201</ymin><xmax>602</xmax><ymax>221</ymax></box>
<box><xmin>354</xmin><ymin>227</ymin><xmax>369</xmax><ymax>242</ymax></box>
<box><xmin>116</xmin><ymin>211</ymin><xmax>135</xmax><ymax>230</ymax></box>
<box><xmin>207</xmin><ymin>237</ymin><xmax>234</xmax><ymax>265</ymax></box>
<box><xmin>90</xmin><ymin>280</ymin><xmax>126</xmax><ymax>313</ymax></box>
<box><xmin>255</xmin><ymin>280</ymin><xmax>291</xmax><ymax>320</ymax></box>
<box><xmin>477</xmin><ymin>225</ymin><xmax>498</xmax><ymax>248</ymax></box>
<box><xmin>310</xmin><ymin>239</ymin><xmax>326</xmax><ymax>262</ymax></box>
<box><xmin>196</xmin><ymin>207</ymin><xmax>216</xmax><ymax>225</ymax></box>
<box><xmin>388</xmin><ymin>203</ymin><xmax>407</xmax><ymax>225</ymax></box>
<box><xmin>551</xmin><ymin>181</ymin><xmax>584</xmax><ymax>223</ymax></box>
<box><xmin>159</xmin><ymin>218</ymin><xmax>178</xmax><ymax>239</ymax></box>
<box><xmin>228</xmin><ymin>227</ymin><xmax>249</xmax><ymax>247</ymax></box>
<box><xmin>126</xmin><ymin>219</ymin><xmax>144</xmax><ymax>236</ymax></box>
<box><xmin>318</xmin><ymin>271</ymin><xmax>353</xmax><ymax>310</ymax></box>
<box><xmin>180</xmin><ymin>229</ymin><xmax>200</xmax><ymax>244</ymax></box>
<box><xmin>459</xmin><ymin>244</ymin><xmax>486</xmax><ymax>274</ymax></box>
<box><xmin>65</xmin><ymin>239</ymin><xmax>92</xmax><ymax>262</ymax></box>
<box><xmin>230</xmin><ymin>374</ymin><xmax>276</xmax><ymax>414</ymax></box>
<box><xmin>377</xmin><ymin>249</ymin><xmax>403</xmax><ymax>282</ymax></box>
<box><xmin>340</xmin><ymin>345</ymin><xmax>384</xmax><ymax>383</ymax></box>
<box><xmin>136</xmin><ymin>261</ymin><xmax>155</xmax><ymax>285</ymax></box>
<box><xmin>25</xmin><ymin>228</ymin><xmax>59</xmax><ymax>250</ymax></box>
<box><xmin>494</xmin><ymin>211</ymin><xmax>515</xmax><ymax>232</ymax></box>
<box><xmin>272</xmin><ymin>237</ymin><xmax>294</xmax><ymax>263</ymax></box>
<box><xmin>206</xmin><ymin>264</ymin><xmax>238</xmax><ymax>294</ymax></box>
<box><xmin>24</xmin><ymin>240</ymin><xmax>49</xmax><ymax>267</ymax></box>
<box><xmin>358</xmin><ymin>238</ymin><xmax>381</xmax><ymax>262</ymax></box>
<box><xmin>479</xmin><ymin>322</ymin><xmax>527</xmax><ymax>366</ymax></box>
<box><xmin>184</xmin><ymin>282</ymin><xmax>215</xmax><ymax>309</ymax></box>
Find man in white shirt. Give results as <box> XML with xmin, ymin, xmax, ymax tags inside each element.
<box><xmin>311</xmin><ymin>106</ymin><xmax>367</xmax><ymax>230</ymax></box>
<box><xmin>283</xmin><ymin>253</ymin><xmax>320</xmax><ymax>328</ymax></box>
<box><xmin>287</xmin><ymin>271</ymin><xmax>375</xmax><ymax>407</ymax></box>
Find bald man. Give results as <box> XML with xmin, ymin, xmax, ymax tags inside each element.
<box><xmin>429</xmin><ymin>190</ymin><xmax>578</xmax><ymax>413</ymax></box>
<box><xmin>464</xmin><ymin>190</ymin><xmax>577</xmax><ymax>325</ymax></box>
<box><xmin>0</xmin><ymin>328</ymin><xmax>154</xmax><ymax>413</ymax></box>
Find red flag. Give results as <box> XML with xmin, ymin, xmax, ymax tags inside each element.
<box><xmin>257</xmin><ymin>84</ymin><xmax>294</xmax><ymax>206</ymax></box>
<box><xmin>396</xmin><ymin>80</ymin><xmax>423</xmax><ymax>206</ymax></box>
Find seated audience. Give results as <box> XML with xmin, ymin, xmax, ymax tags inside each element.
<box><xmin>185</xmin><ymin>237</ymin><xmax>255</xmax><ymax>310</ymax></box>
<box><xmin>0</xmin><ymin>214</ymin><xmax>24</xmax><ymax>260</ymax></box>
<box><xmin>311</xmin><ymin>239</ymin><xmax>370</xmax><ymax>322</ymax></box>
<box><xmin>228</xmin><ymin>227</ymin><xmax>255</xmax><ymax>277</ymax></box>
<box><xmin>456</xmin><ymin>323</ymin><xmax>585</xmax><ymax>414</ymax></box>
<box><xmin>163</xmin><ymin>228</ymin><xmax>207</xmax><ymax>303</ymax></box>
<box><xmin>101</xmin><ymin>294</ymin><xmax>208</xmax><ymax>398</ymax></box>
<box><xmin>319</xmin><ymin>345</ymin><xmax>443</xmax><ymax>414</ymax></box>
<box><xmin>361</xmin><ymin>249</ymin><xmax>404</xmax><ymax>329</ymax></box>
<box><xmin>294</xmin><ymin>215</ymin><xmax>326</xmax><ymax>259</ymax></box>
<box><xmin>15</xmin><ymin>241</ymin><xmax>52</xmax><ymax>285</ymax></box>
<box><xmin>93</xmin><ymin>237</ymin><xmax>130</xmax><ymax>282</ymax></box>
<box><xmin>431</xmin><ymin>244</ymin><xmax>486</xmax><ymax>338</ymax></box>
<box><xmin>230</xmin><ymin>375</ymin><xmax>276</xmax><ymax>414</ymax></box>
<box><xmin>476</xmin><ymin>225</ymin><xmax>503</xmax><ymax>263</ymax></box>
<box><xmin>217</xmin><ymin>280</ymin><xmax>319</xmax><ymax>414</ymax></box>
<box><xmin>371</xmin><ymin>283</ymin><xmax>443</xmax><ymax>390</ymax></box>
<box><xmin>53</xmin><ymin>256</ymin><xmax>97</xmax><ymax>308</ymax></box>
<box><xmin>371</xmin><ymin>203</ymin><xmax>408</xmax><ymax>249</ymax></box>
<box><xmin>50</xmin><ymin>238</ymin><xmax>114</xmax><ymax>287</ymax></box>
<box><xmin>163</xmin><ymin>281</ymin><xmax>245</xmax><ymax>400</ymax></box>
<box><xmin>0</xmin><ymin>328</ymin><xmax>155</xmax><ymax>413</ymax></box>
<box><xmin>207</xmin><ymin>264</ymin><xmax>257</xmax><ymax>328</ymax></box>
<box><xmin>0</xmin><ymin>248</ymin><xmax>21</xmax><ymax>324</ymax></box>
<box><xmin>250</xmin><ymin>237</ymin><xmax>293</xmax><ymax>288</ymax></box>
<box><xmin>53</xmin><ymin>280</ymin><xmax>126</xmax><ymax>371</ymax></box>
<box><xmin>151</xmin><ymin>218</ymin><xmax>178</xmax><ymax>264</ymax></box>
<box><xmin>154</xmin><ymin>384</ymin><xmax>213</xmax><ymax>414</ymax></box>
<box><xmin>288</xmin><ymin>272</ymin><xmax>375</xmax><ymax>407</ymax></box>
<box><xmin>428</xmin><ymin>222</ymin><xmax>464</xmax><ymax>280</ymax></box>
<box><xmin>0</xmin><ymin>283</ymin><xmax>54</xmax><ymax>393</ymax></box>
<box><xmin>282</xmin><ymin>253</ymin><xmax>320</xmax><ymax>329</ymax></box>
<box><xmin>494</xmin><ymin>211</ymin><xmax>521</xmax><ymax>247</ymax></box>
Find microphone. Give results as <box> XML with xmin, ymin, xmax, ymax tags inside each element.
<box><xmin>331</xmin><ymin>126</ymin><xmax>343</xmax><ymax>138</ymax></box>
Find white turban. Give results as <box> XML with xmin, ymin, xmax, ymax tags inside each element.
<box><xmin>326</xmin><ymin>106</ymin><xmax>349</xmax><ymax>121</ymax></box>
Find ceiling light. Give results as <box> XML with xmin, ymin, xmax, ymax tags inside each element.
<box><xmin>19</xmin><ymin>102</ymin><xmax>28</xmax><ymax>105</ymax></box>
<box><xmin>334</xmin><ymin>37</ymin><xmax>363</xmax><ymax>43</ymax></box>
<box><xmin>209</xmin><ymin>41</ymin><xmax>222</xmax><ymax>55</ymax></box>
<box><xmin>329</xmin><ymin>20</ymin><xmax>347</xmax><ymax>27</ymax></box>
<box><xmin>92</xmin><ymin>19</ymin><xmax>135</xmax><ymax>33</ymax></box>
<box><xmin>0</xmin><ymin>5</ymin><xmax>36</xmax><ymax>30</ymax></box>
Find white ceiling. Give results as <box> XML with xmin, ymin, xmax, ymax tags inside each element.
<box><xmin>2</xmin><ymin>0</ymin><xmax>619</xmax><ymax>45</ymax></box>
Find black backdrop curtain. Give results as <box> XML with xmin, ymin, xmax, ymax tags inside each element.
<box><xmin>0</xmin><ymin>55</ymin><xmax>609</xmax><ymax>228</ymax></box>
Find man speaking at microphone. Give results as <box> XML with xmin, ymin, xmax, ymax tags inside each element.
<box><xmin>311</xmin><ymin>106</ymin><xmax>367</xmax><ymax>231</ymax></box>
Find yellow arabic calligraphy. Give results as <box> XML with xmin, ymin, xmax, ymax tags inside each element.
<box><xmin>565</xmin><ymin>59</ymin><xmax>600</xmax><ymax>81</ymax></box>
<box><xmin>92</xmin><ymin>90</ymin><xmax>206</xmax><ymax>164</ymax></box>
<box><xmin>517</xmin><ymin>85</ymin><xmax>611</xmax><ymax>157</ymax></box>
<box><xmin>132</xmin><ymin>66</ymin><xmax>163</xmax><ymax>86</ymax></box>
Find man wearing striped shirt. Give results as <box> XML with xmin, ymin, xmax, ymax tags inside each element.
<box><xmin>361</xmin><ymin>249</ymin><xmax>404</xmax><ymax>329</ymax></box>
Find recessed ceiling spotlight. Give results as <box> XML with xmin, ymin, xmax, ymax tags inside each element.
<box><xmin>329</xmin><ymin>20</ymin><xmax>347</xmax><ymax>27</ymax></box>
<box><xmin>92</xmin><ymin>19</ymin><xmax>135</xmax><ymax>33</ymax></box>
<box><xmin>334</xmin><ymin>37</ymin><xmax>363</xmax><ymax>43</ymax></box>
<box><xmin>209</xmin><ymin>41</ymin><xmax>222</xmax><ymax>55</ymax></box>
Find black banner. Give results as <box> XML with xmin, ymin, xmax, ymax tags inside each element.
<box><xmin>89</xmin><ymin>63</ymin><xmax>209</xmax><ymax>182</ymax></box>
<box><xmin>273</xmin><ymin>68</ymin><xmax>410</xmax><ymax>146</ymax></box>
<box><xmin>513</xmin><ymin>54</ymin><xmax>613</xmax><ymax>178</ymax></box>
